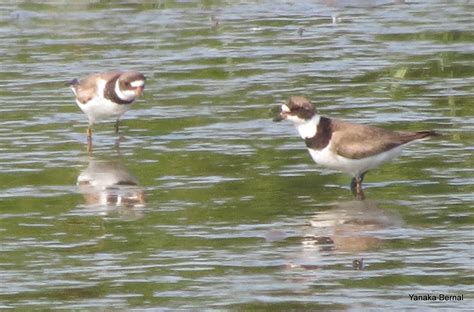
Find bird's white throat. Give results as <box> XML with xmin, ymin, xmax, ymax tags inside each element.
<box><xmin>295</xmin><ymin>115</ymin><xmax>321</xmax><ymax>139</ymax></box>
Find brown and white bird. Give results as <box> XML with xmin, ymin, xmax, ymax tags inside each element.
<box><xmin>67</xmin><ymin>71</ymin><xmax>146</xmax><ymax>141</ymax></box>
<box><xmin>274</xmin><ymin>96</ymin><xmax>440</xmax><ymax>199</ymax></box>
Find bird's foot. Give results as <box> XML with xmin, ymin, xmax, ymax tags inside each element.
<box><xmin>351</xmin><ymin>174</ymin><xmax>366</xmax><ymax>200</ymax></box>
<box><xmin>86</xmin><ymin>139</ymin><xmax>92</xmax><ymax>153</ymax></box>
<box><xmin>86</xmin><ymin>126</ymin><xmax>92</xmax><ymax>138</ymax></box>
<box><xmin>355</xmin><ymin>185</ymin><xmax>365</xmax><ymax>200</ymax></box>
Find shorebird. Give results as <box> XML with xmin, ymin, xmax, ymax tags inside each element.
<box><xmin>67</xmin><ymin>71</ymin><xmax>145</xmax><ymax>150</ymax></box>
<box><xmin>274</xmin><ymin>96</ymin><xmax>439</xmax><ymax>199</ymax></box>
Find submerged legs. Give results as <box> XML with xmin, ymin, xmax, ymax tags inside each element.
<box><xmin>350</xmin><ymin>172</ymin><xmax>367</xmax><ymax>200</ymax></box>
<box><xmin>114</xmin><ymin>119</ymin><xmax>120</xmax><ymax>133</ymax></box>
<box><xmin>84</xmin><ymin>119</ymin><xmax>121</xmax><ymax>153</ymax></box>
<box><xmin>86</xmin><ymin>126</ymin><xmax>93</xmax><ymax>153</ymax></box>
<box><xmin>86</xmin><ymin>126</ymin><xmax>92</xmax><ymax>139</ymax></box>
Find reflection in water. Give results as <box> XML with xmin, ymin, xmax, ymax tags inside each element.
<box><xmin>306</xmin><ymin>200</ymin><xmax>403</xmax><ymax>252</ymax></box>
<box><xmin>0</xmin><ymin>0</ymin><xmax>470</xmax><ymax>308</ymax></box>
<box><xmin>77</xmin><ymin>157</ymin><xmax>145</xmax><ymax>218</ymax></box>
<box><xmin>286</xmin><ymin>200</ymin><xmax>403</xmax><ymax>269</ymax></box>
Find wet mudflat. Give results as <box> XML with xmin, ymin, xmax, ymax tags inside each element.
<box><xmin>0</xmin><ymin>0</ymin><xmax>472</xmax><ymax>310</ymax></box>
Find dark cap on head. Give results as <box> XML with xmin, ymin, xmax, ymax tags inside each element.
<box><xmin>117</xmin><ymin>71</ymin><xmax>146</xmax><ymax>98</ymax></box>
<box><xmin>287</xmin><ymin>96</ymin><xmax>316</xmax><ymax>118</ymax></box>
<box><xmin>120</xmin><ymin>71</ymin><xmax>145</xmax><ymax>81</ymax></box>
<box><xmin>273</xmin><ymin>96</ymin><xmax>316</xmax><ymax>122</ymax></box>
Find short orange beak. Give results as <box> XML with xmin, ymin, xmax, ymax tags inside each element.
<box><xmin>273</xmin><ymin>111</ymin><xmax>287</xmax><ymax>122</ymax></box>
<box><xmin>135</xmin><ymin>86</ymin><xmax>144</xmax><ymax>96</ymax></box>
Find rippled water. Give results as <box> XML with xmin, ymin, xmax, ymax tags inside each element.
<box><xmin>0</xmin><ymin>0</ymin><xmax>473</xmax><ymax>310</ymax></box>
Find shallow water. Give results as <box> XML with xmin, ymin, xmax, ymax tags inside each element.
<box><xmin>0</xmin><ymin>0</ymin><xmax>473</xmax><ymax>310</ymax></box>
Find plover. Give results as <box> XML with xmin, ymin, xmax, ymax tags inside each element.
<box><xmin>66</xmin><ymin>71</ymin><xmax>146</xmax><ymax>147</ymax></box>
<box><xmin>274</xmin><ymin>96</ymin><xmax>439</xmax><ymax>199</ymax></box>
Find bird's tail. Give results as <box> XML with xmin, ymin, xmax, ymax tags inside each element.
<box><xmin>404</xmin><ymin>130</ymin><xmax>441</xmax><ymax>143</ymax></box>
<box><xmin>414</xmin><ymin>130</ymin><xmax>441</xmax><ymax>139</ymax></box>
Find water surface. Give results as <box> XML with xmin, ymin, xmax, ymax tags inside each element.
<box><xmin>0</xmin><ymin>0</ymin><xmax>473</xmax><ymax>310</ymax></box>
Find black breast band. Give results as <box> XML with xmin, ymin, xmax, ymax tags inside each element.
<box><xmin>104</xmin><ymin>75</ymin><xmax>135</xmax><ymax>105</ymax></box>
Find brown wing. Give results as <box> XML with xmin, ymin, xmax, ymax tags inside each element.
<box><xmin>329</xmin><ymin>119</ymin><xmax>436</xmax><ymax>159</ymax></box>
<box><xmin>72</xmin><ymin>71</ymin><xmax>121</xmax><ymax>104</ymax></box>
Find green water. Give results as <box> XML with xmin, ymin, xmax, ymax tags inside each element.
<box><xmin>0</xmin><ymin>0</ymin><xmax>473</xmax><ymax>310</ymax></box>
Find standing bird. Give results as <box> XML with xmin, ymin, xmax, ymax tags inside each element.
<box><xmin>66</xmin><ymin>71</ymin><xmax>146</xmax><ymax>148</ymax></box>
<box><xmin>274</xmin><ymin>96</ymin><xmax>440</xmax><ymax>199</ymax></box>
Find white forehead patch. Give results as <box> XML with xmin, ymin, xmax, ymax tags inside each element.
<box><xmin>281</xmin><ymin>104</ymin><xmax>290</xmax><ymax>113</ymax></box>
<box><xmin>131</xmin><ymin>80</ymin><xmax>145</xmax><ymax>88</ymax></box>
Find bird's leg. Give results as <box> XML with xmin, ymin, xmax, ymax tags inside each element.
<box><xmin>86</xmin><ymin>126</ymin><xmax>92</xmax><ymax>139</ymax></box>
<box><xmin>351</xmin><ymin>172</ymin><xmax>367</xmax><ymax>200</ymax></box>
<box><xmin>87</xmin><ymin>139</ymin><xmax>92</xmax><ymax>153</ymax></box>
<box><xmin>350</xmin><ymin>177</ymin><xmax>357</xmax><ymax>196</ymax></box>
<box><xmin>114</xmin><ymin>119</ymin><xmax>120</xmax><ymax>133</ymax></box>
<box><xmin>86</xmin><ymin>124</ymin><xmax>93</xmax><ymax>153</ymax></box>
<box><xmin>355</xmin><ymin>178</ymin><xmax>365</xmax><ymax>200</ymax></box>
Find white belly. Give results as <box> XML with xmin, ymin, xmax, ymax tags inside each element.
<box><xmin>77</xmin><ymin>97</ymin><xmax>132</xmax><ymax>124</ymax></box>
<box><xmin>308</xmin><ymin>144</ymin><xmax>405</xmax><ymax>177</ymax></box>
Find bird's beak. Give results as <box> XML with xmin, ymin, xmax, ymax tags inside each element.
<box><xmin>273</xmin><ymin>112</ymin><xmax>286</xmax><ymax>122</ymax></box>
<box><xmin>272</xmin><ymin>104</ymin><xmax>290</xmax><ymax>122</ymax></box>
<box><xmin>135</xmin><ymin>86</ymin><xmax>144</xmax><ymax>96</ymax></box>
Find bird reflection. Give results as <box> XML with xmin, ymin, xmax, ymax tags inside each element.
<box><xmin>304</xmin><ymin>199</ymin><xmax>403</xmax><ymax>252</ymax></box>
<box><xmin>77</xmin><ymin>157</ymin><xmax>145</xmax><ymax>218</ymax></box>
<box><xmin>282</xmin><ymin>200</ymin><xmax>403</xmax><ymax>270</ymax></box>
